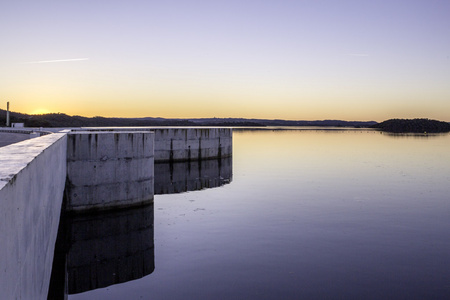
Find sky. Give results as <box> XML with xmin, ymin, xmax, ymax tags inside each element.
<box><xmin>1</xmin><ymin>0</ymin><xmax>449</xmax><ymax>121</ymax></box>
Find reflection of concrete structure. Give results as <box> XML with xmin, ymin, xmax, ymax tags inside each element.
<box><xmin>67</xmin><ymin>204</ymin><xmax>154</xmax><ymax>294</ymax></box>
<box><xmin>155</xmin><ymin>157</ymin><xmax>232</xmax><ymax>194</ymax></box>
<box><xmin>48</xmin><ymin>204</ymin><xmax>154</xmax><ymax>297</ymax></box>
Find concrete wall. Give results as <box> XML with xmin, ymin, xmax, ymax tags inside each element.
<box><xmin>71</xmin><ymin>127</ymin><xmax>233</xmax><ymax>162</ymax></box>
<box><xmin>66</xmin><ymin>131</ymin><xmax>154</xmax><ymax>212</ymax></box>
<box><xmin>0</xmin><ymin>133</ymin><xmax>68</xmax><ymax>300</ymax></box>
<box><xmin>154</xmin><ymin>128</ymin><xmax>232</xmax><ymax>162</ymax></box>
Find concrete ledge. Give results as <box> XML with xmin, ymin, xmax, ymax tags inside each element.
<box><xmin>0</xmin><ymin>128</ymin><xmax>52</xmax><ymax>136</ymax></box>
<box><xmin>0</xmin><ymin>133</ymin><xmax>67</xmax><ymax>190</ymax></box>
<box><xmin>0</xmin><ymin>133</ymin><xmax>68</xmax><ymax>299</ymax></box>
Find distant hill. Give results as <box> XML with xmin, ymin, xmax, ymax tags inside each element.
<box><xmin>371</xmin><ymin>118</ymin><xmax>450</xmax><ymax>133</ymax></box>
<box><xmin>137</xmin><ymin>117</ymin><xmax>377</xmax><ymax>128</ymax></box>
<box><xmin>1</xmin><ymin>109</ymin><xmax>376</xmax><ymax>128</ymax></box>
<box><xmin>0</xmin><ymin>110</ymin><xmax>194</xmax><ymax>127</ymax></box>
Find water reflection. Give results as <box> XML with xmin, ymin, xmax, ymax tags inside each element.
<box><xmin>380</xmin><ymin>132</ymin><xmax>450</xmax><ymax>138</ymax></box>
<box><xmin>49</xmin><ymin>204</ymin><xmax>154</xmax><ymax>298</ymax></box>
<box><xmin>63</xmin><ymin>129</ymin><xmax>450</xmax><ymax>300</ymax></box>
<box><xmin>154</xmin><ymin>157</ymin><xmax>232</xmax><ymax>194</ymax></box>
<box><xmin>50</xmin><ymin>157</ymin><xmax>233</xmax><ymax>298</ymax></box>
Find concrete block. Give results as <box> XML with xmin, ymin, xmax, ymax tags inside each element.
<box><xmin>66</xmin><ymin>131</ymin><xmax>154</xmax><ymax>212</ymax></box>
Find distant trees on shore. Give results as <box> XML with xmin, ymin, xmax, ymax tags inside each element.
<box><xmin>0</xmin><ymin>110</ymin><xmax>194</xmax><ymax>127</ymax></box>
<box><xmin>2</xmin><ymin>109</ymin><xmax>448</xmax><ymax>132</ymax></box>
<box><xmin>1</xmin><ymin>109</ymin><xmax>376</xmax><ymax>128</ymax></box>
<box><xmin>371</xmin><ymin>118</ymin><xmax>450</xmax><ymax>133</ymax></box>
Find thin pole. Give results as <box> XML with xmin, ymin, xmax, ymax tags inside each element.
<box><xmin>6</xmin><ymin>101</ymin><xmax>10</xmax><ymax>127</ymax></box>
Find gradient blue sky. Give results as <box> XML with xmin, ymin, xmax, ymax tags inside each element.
<box><xmin>1</xmin><ymin>0</ymin><xmax>449</xmax><ymax>121</ymax></box>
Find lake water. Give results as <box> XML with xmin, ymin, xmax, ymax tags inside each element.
<box><xmin>65</xmin><ymin>128</ymin><xmax>450</xmax><ymax>299</ymax></box>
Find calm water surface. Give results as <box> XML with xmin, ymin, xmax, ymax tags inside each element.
<box><xmin>69</xmin><ymin>129</ymin><xmax>450</xmax><ymax>299</ymax></box>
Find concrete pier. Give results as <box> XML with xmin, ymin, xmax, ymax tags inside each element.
<box><xmin>71</xmin><ymin>127</ymin><xmax>233</xmax><ymax>162</ymax></box>
<box><xmin>0</xmin><ymin>127</ymin><xmax>232</xmax><ymax>299</ymax></box>
<box><xmin>153</xmin><ymin>128</ymin><xmax>232</xmax><ymax>162</ymax></box>
<box><xmin>66</xmin><ymin>131</ymin><xmax>154</xmax><ymax>212</ymax></box>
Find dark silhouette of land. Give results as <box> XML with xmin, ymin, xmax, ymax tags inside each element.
<box><xmin>0</xmin><ymin>109</ymin><xmax>377</xmax><ymax>128</ymax></box>
<box><xmin>0</xmin><ymin>110</ymin><xmax>194</xmax><ymax>127</ymax></box>
<box><xmin>2</xmin><ymin>110</ymin><xmax>449</xmax><ymax>132</ymax></box>
<box><xmin>371</xmin><ymin>118</ymin><xmax>450</xmax><ymax>133</ymax></box>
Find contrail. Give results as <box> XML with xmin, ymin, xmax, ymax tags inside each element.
<box><xmin>23</xmin><ymin>58</ymin><xmax>89</xmax><ymax>64</ymax></box>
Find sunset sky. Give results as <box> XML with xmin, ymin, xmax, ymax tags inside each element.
<box><xmin>1</xmin><ymin>0</ymin><xmax>449</xmax><ymax>121</ymax></box>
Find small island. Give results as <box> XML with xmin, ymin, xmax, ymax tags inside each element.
<box><xmin>371</xmin><ymin>118</ymin><xmax>450</xmax><ymax>133</ymax></box>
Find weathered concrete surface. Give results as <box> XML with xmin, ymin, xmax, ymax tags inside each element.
<box><xmin>71</xmin><ymin>127</ymin><xmax>233</xmax><ymax>162</ymax></box>
<box><xmin>155</xmin><ymin>157</ymin><xmax>232</xmax><ymax>194</ymax></box>
<box><xmin>0</xmin><ymin>133</ymin><xmax>67</xmax><ymax>300</ymax></box>
<box><xmin>154</xmin><ymin>128</ymin><xmax>232</xmax><ymax>162</ymax></box>
<box><xmin>66</xmin><ymin>131</ymin><xmax>154</xmax><ymax>212</ymax></box>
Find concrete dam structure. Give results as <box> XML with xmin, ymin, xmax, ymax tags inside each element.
<box><xmin>0</xmin><ymin>127</ymin><xmax>232</xmax><ymax>299</ymax></box>
<box><xmin>71</xmin><ymin>127</ymin><xmax>232</xmax><ymax>163</ymax></box>
<box><xmin>66</xmin><ymin>131</ymin><xmax>155</xmax><ymax>212</ymax></box>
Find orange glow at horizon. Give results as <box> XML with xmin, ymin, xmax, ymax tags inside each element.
<box><xmin>5</xmin><ymin>67</ymin><xmax>449</xmax><ymax>122</ymax></box>
<box><xmin>10</xmin><ymin>94</ymin><xmax>450</xmax><ymax>123</ymax></box>
<box><xmin>30</xmin><ymin>108</ymin><xmax>51</xmax><ymax>115</ymax></box>
<box><xmin>1</xmin><ymin>1</ymin><xmax>450</xmax><ymax>123</ymax></box>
